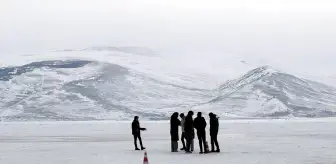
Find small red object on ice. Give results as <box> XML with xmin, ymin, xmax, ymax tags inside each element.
<box><xmin>143</xmin><ymin>151</ymin><xmax>148</xmax><ymax>164</ymax></box>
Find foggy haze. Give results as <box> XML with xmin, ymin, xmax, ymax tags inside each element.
<box><xmin>1</xmin><ymin>0</ymin><xmax>336</xmax><ymax>85</ymax></box>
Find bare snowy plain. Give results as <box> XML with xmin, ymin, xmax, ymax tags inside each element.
<box><xmin>1</xmin><ymin>118</ymin><xmax>336</xmax><ymax>164</ymax></box>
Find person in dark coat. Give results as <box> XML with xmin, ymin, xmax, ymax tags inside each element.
<box><xmin>209</xmin><ymin>112</ymin><xmax>220</xmax><ymax>152</ymax></box>
<box><xmin>132</xmin><ymin>116</ymin><xmax>146</xmax><ymax>150</ymax></box>
<box><xmin>170</xmin><ymin>112</ymin><xmax>181</xmax><ymax>152</ymax></box>
<box><xmin>194</xmin><ymin>112</ymin><xmax>208</xmax><ymax>153</ymax></box>
<box><xmin>184</xmin><ymin>110</ymin><xmax>194</xmax><ymax>153</ymax></box>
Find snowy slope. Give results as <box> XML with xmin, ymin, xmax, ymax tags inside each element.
<box><xmin>0</xmin><ymin>47</ymin><xmax>336</xmax><ymax>121</ymax></box>
<box><xmin>196</xmin><ymin>66</ymin><xmax>336</xmax><ymax>118</ymax></box>
<box><xmin>0</xmin><ymin>60</ymin><xmax>212</xmax><ymax>121</ymax></box>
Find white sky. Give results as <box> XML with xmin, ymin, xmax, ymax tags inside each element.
<box><xmin>1</xmin><ymin>0</ymin><xmax>336</xmax><ymax>84</ymax></box>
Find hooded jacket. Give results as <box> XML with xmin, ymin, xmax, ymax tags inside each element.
<box><xmin>170</xmin><ymin>112</ymin><xmax>181</xmax><ymax>141</ymax></box>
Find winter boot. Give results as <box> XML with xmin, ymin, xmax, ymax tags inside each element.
<box><xmin>204</xmin><ymin>141</ymin><xmax>210</xmax><ymax>153</ymax></box>
<box><xmin>171</xmin><ymin>141</ymin><xmax>178</xmax><ymax>152</ymax></box>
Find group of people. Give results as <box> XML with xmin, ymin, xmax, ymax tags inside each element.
<box><xmin>170</xmin><ymin>111</ymin><xmax>220</xmax><ymax>154</ymax></box>
<box><xmin>131</xmin><ymin>111</ymin><xmax>220</xmax><ymax>154</ymax></box>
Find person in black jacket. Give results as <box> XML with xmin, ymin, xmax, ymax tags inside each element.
<box><xmin>184</xmin><ymin>110</ymin><xmax>194</xmax><ymax>153</ymax></box>
<box><xmin>209</xmin><ymin>112</ymin><xmax>220</xmax><ymax>152</ymax></box>
<box><xmin>132</xmin><ymin>116</ymin><xmax>146</xmax><ymax>150</ymax></box>
<box><xmin>170</xmin><ymin>112</ymin><xmax>181</xmax><ymax>152</ymax></box>
<box><xmin>194</xmin><ymin>112</ymin><xmax>208</xmax><ymax>153</ymax></box>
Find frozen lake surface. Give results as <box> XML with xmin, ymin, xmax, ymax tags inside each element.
<box><xmin>1</xmin><ymin>118</ymin><xmax>336</xmax><ymax>164</ymax></box>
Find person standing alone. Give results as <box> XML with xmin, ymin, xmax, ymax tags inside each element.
<box><xmin>194</xmin><ymin>112</ymin><xmax>208</xmax><ymax>154</ymax></box>
<box><xmin>179</xmin><ymin>113</ymin><xmax>186</xmax><ymax>150</ymax></box>
<box><xmin>132</xmin><ymin>116</ymin><xmax>146</xmax><ymax>150</ymax></box>
<box><xmin>209</xmin><ymin>112</ymin><xmax>220</xmax><ymax>152</ymax></box>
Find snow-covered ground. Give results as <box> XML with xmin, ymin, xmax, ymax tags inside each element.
<box><xmin>1</xmin><ymin>118</ymin><xmax>336</xmax><ymax>164</ymax></box>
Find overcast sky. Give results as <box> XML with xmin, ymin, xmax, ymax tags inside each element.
<box><xmin>1</xmin><ymin>0</ymin><xmax>336</xmax><ymax>83</ymax></box>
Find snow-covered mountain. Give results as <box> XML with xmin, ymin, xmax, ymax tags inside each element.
<box><xmin>0</xmin><ymin>48</ymin><xmax>335</xmax><ymax>121</ymax></box>
<box><xmin>195</xmin><ymin>66</ymin><xmax>336</xmax><ymax>118</ymax></box>
<box><xmin>0</xmin><ymin>59</ymin><xmax>212</xmax><ymax>121</ymax></box>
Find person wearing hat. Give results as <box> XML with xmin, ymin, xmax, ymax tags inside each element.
<box><xmin>209</xmin><ymin>112</ymin><xmax>220</xmax><ymax>152</ymax></box>
<box><xmin>132</xmin><ymin>116</ymin><xmax>146</xmax><ymax>150</ymax></box>
<box><xmin>194</xmin><ymin>112</ymin><xmax>208</xmax><ymax>154</ymax></box>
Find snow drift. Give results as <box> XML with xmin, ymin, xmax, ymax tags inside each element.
<box><xmin>1</xmin><ymin>48</ymin><xmax>336</xmax><ymax>121</ymax></box>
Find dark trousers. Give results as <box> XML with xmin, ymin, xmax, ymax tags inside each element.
<box><xmin>171</xmin><ymin>140</ymin><xmax>178</xmax><ymax>152</ymax></box>
<box><xmin>133</xmin><ymin>134</ymin><xmax>143</xmax><ymax>148</ymax></box>
<box><xmin>181</xmin><ymin>132</ymin><xmax>186</xmax><ymax>149</ymax></box>
<box><xmin>197</xmin><ymin>131</ymin><xmax>207</xmax><ymax>152</ymax></box>
<box><xmin>185</xmin><ymin>132</ymin><xmax>193</xmax><ymax>152</ymax></box>
<box><xmin>210</xmin><ymin>133</ymin><xmax>219</xmax><ymax>151</ymax></box>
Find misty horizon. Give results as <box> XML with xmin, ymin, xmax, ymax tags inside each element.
<box><xmin>1</xmin><ymin>0</ymin><xmax>336</xmax><ymax>85</ymax></box>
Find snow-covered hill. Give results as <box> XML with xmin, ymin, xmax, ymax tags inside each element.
<box><xmin>195</xmin><ymin>66</ymin><xmax>336</xmax><ymax>118</ymax></box>
<box><xmin>0</xmin><ymin>48</ymin><xmax>335</xmax><ymax>121</ymax></box>
<box><xmin>0</xmin><ymin>59</ymin><xmax>213</xmax><ymax>121</ymax></box>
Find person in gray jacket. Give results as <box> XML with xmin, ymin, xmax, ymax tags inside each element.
<box><xmin>179</xmin><ymin>113</ymin><xmax>186</xmax><ymax>150</ymax></box>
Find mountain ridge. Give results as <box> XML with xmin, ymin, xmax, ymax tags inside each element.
<box><xmin>1</xmin><ymin>59</ymin><xmax>336</xmax><ymax>121</ymax></box>
<box><xmin>196</xmin><ymin>65</ymin><xmax>336</xmax><ymax>118</ymax></box>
